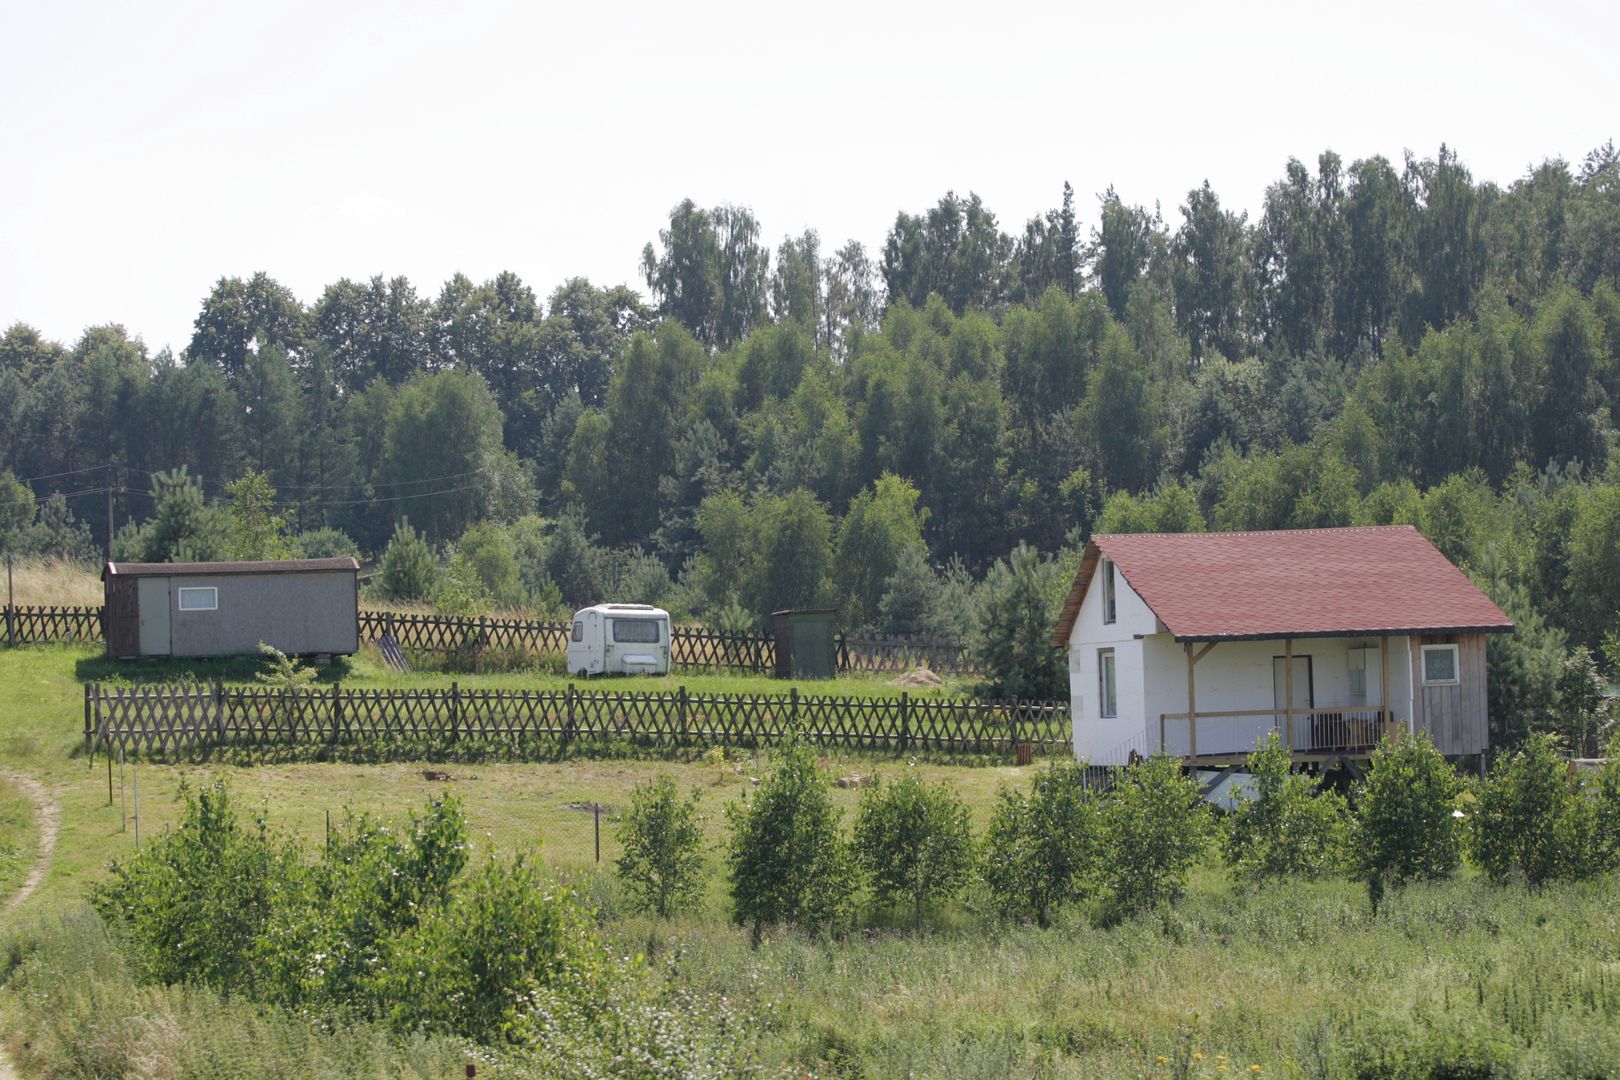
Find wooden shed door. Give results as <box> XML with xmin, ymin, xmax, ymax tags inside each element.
<box><xmin>106</xmin><ymin>576</ymin><xmax>140</xmax><ymax>657</ymax></box>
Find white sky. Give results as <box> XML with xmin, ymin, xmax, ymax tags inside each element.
<box><xmin>2</xmin><ymin>0</ymin><xmax>1615</xmax><ymax>355</ymax></box>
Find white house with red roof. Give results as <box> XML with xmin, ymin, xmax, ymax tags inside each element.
<box><xmin>1050</xmin><ymin>526</ymin><xmax>1515</xmax><ymax>765</ymax></box>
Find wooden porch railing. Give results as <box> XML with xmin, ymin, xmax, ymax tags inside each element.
<box><xmin>1158</xmin><ymin>706</ymin><xmax>1398</xmax><ymax>758</ymax></box>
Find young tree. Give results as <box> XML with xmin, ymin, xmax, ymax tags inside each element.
<box><xmin>1471</xmin><ymin>731</ymin><xmax>1597</xmax><ymax>887</ymax></box>
<box><xmin>1100</xmin><ymin>754</ymin><xmax>1215</xmax><ymax>918</ymax></box>
<box><xmin>835</xmin><ymin>473</ymin><xmax>928</xmax><ymax>628</ymax></box>
<box><xmin>1224</xmin><ymin>732</ymin><xmax>1349</xmax><ymax>880</ymax></box>
<box><xmin>616</xmin><ymin>776</ymin><xmax>706</xmax><ymax>919</ymax></box>
<box><xmin>224</xmin><ymin>468</ymin><xmax>293</xmax><ymax>560</ymax></box>
<box><xmin>725</xmin><ymin>737</ymin><xmax>856</xmax><ymax>944</ymax></box>
<box><xmin>853</xmin><ymin>770</ymin><xmax>976</xmax><ymax>926</ymax></box>
<box><xmin>1353</xmin><ymin>731</ymin><xmax>1464</xmax><ymax>911</ymax></box>
<box><xmin>975</xmin><ymin>543</ymin><xmax>1067</xmax><ymax>701</ymax></box>
<box><xmin>377</xmin><ymin>517</ymin><xmax>438</xmax><ymax>601</ymax></box>
<box><xmin>981</xmin><ymin>762</ymin><xmax>1099</xmax><ymax>927</ymax></box>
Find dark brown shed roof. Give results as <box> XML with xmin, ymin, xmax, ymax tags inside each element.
<box><xmin>103</xmin><ymin>558</ymin><xmax>359</xmax><ymax>579</ymax></box>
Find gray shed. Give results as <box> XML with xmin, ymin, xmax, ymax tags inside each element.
<box><xmin>103</xmin><ymin>558</ymin><xmax>360</xmax><ymax>659</ymax></box>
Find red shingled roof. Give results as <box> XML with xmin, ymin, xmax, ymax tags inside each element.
<box><xmin>1051</xmin><ymin>525</ymin><xmax>1513</xmax><ymax>645</ymax></box>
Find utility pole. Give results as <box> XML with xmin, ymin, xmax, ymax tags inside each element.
<box><xmin>105</xmin><ymin>465</ymin><xmax>115</xmax><ymax>561</ymax></box>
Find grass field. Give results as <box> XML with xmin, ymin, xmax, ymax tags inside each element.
<box><xmin>6</xmin><ymin>641</ymin><xmax>1620</xmax><ymax>1077</ymax></box>
<box><xmin>0</xmin><ymin>777</ymin><xmax>33</xmax><ymax>908</ymax></box>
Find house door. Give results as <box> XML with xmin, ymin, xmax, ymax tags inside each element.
<box><xmin>1272</xmin><ymin>656</ymin><xmax>1313</xmax><ymax>749</ymax></box>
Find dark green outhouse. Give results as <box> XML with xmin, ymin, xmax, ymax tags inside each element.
<box><xmin>772</xmin><ymin>608</ymin><xmax>837</xmax><ymax>679</ymax></box>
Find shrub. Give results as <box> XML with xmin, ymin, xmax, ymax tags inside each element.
<box><xmin>379</xmin><ymin>856</ymin><xmax>618</xmax><ymax>1046</ymax></box>
<box><xmin>982</xmin><ymin>761</ymin><xmax>1099</xmax><ymax>927</ymax></box>
<box><xmin>1224</xmin><ymin>732</ymin><xmax>1349</xmax><ymax>880</ymax></box>
<box><xmin>255</xmin><ymin>796</ymin><xmax>468</xmax><ymax>1010</ymax></box>
<box><xmin>1597</xmin><ymin>732</ymin><xmax>1620</xmax><ymax>870</ymax></box>
<box><xmin>725</xmin><ymin>737</ymin><xmax>856</xmax><ymax>943</ymax></box>
<box><xmin>90</xmin><ymin>780</ymin><xmax>294</xmax><ymax>991</ymax></box>
<box><xmin>616</xmin><ymin>776</ymin><xmax>706</xmax><ymax>919</ymax></box>
<box><xmin>853</xmin><ymin>770</ymin><xmax>977</xmax><ymax>926</ymax></box>
<box><xmin>377</xmin><ymin>517</ymin><xmax>438</xmax><ymax>601</ymax></box>
<box><xmin>1101</xmin><ymin>753</ymin><xmax>1215</xmax><ymax>917</ymax></box>
<box><xmin>1471</xmin><ymin>731</ymin><xmax>1597</xmax><ymax>886</ymax></box>
<box><xmin>1353</xmin><ymin>731</ymin><xmax>1464</xmax><ymax>910</ymax></box>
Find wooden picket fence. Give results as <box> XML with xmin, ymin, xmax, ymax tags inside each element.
<box><xmin>3</xmin><ymin>604</ymin><xmax>104</xmax><ymax>646</ymax></box>
<box><xmin>13</xmin><ymin>603</ymin><xmax>978</xmax><ymax>676</ymax></box>
<box><xmin>83</xmin><ymin>681</ymin><xmax>1069</xmax><ymax>760</ymax></box>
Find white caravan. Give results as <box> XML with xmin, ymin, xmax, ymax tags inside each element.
<box><xmin>566</xmin><ymin>604</ymin><xmax>671</xmax><ymax>677</ymax></box>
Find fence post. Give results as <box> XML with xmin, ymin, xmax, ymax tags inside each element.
<box><xmin>899</xmin><ymin>691</ymin><xmax>910</xmax><ymax>756</ymax></box>
<box><xmin>790</xmin><ymin>686</ymin><xmax>798</xmax><ymax>732</ymax></box>
<box><xmin>566</xmin><ymin>683</ymin><xmax>576</xmax><ymax>744</ymax></box>
<box><xmin>331</xmin><ymin>681</ymin><xmax>343</xmax><ymax>746</ymax></box>
<box><xmin>837</xmin><ymin>630</ymin><xmax>848</xmax><ymax>674</ymax></box>
<box><xmin>213</xmin><ymin>679</ymin><xmax>225</xmax><ymax>748</ymax></box>
<box><xmin>593</xmin><ymin>802</ymin><xmax>601</xmax><ymax>864</ymax></box>
<box><xmin>84</xmin><ymin>682</ymin><xmax>93</xmax><ymax>762</ymax></box>
<box><xmin>678</xmin><ymin>685</ymin><xmax>688</xmax><ymax>747</ymax></box>
<box><xmin>5</xmin><ymin>550</ymin><xmax>14</xmax><ymax>648</ymax></box>
<box><xmin>450</xmin><ymin>682</ymin><xmax>460</xmax><ymax>742</ymax></box>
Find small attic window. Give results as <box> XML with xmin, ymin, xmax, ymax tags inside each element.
<box><xmin>177</xmin><ymin>587</ymin><xmax>218</xmax><ymax>612</ymax></box>
<box><xmin>1101</xmin><ymin>559</ymin><xmax>1117</xmax><ymax>625</ymax></box>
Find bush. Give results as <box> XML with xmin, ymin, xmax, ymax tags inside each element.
<box><xmin>1224</xmin><ymin>732</ymin><xmax>1349</xmax><ymax>880</ymax></box>
<box><xmin>90</xmin><ymin>780</ymin><xmax>294</xmax><ymax>991</ymax></box>
<box><xmin>379</xmin><ymin>856</ymin><xmax>618</xmax><ymax>1046</ymax></box>
<box><xmin>1471</xmin><ymin>731</ymin><xmax>1597</xmax><ymax>886</ymax></box>
<box><xmin>1353</xmin><ymin>731</ymin><xmax>1464</xmax><ymax>910</ymax></box>
<box><xmin>1101</xmin><ymin>753</ymin><xmax>1215</xmax><ymax>917</ymax></box>
<box><xmin>853</xmin><ymin>770</ymin><xmax>977</xmax><ymax>926</ymax></box>
<box><xmin>1597</xmin><ymin>732</ymin><xmax>1620</xmax><ymax>870</ymax></box>
<box><xmin>616</xmin><ymin>776</ymin><xmax>706</xmax><ymax>919</ymax></box>
<box><xmin>255</xmin><ymin>796</ymin><xmax>468</xmax><ymax>1010</ymax></box>
<box><xmin>378</xmin><ymin>517</ymin><xmax>438</xmax><ymax>601</ymax></box>
<box><xmin>982</xmin><ymin>762</ymin><xmax>1099</xmax><ymax>927</ymax></box>
<box><xmin>725</xmin><ymin>737</ymin><xmax>857</xmax><ymax>943</ymax></box>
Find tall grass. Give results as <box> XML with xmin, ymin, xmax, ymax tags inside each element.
<box><xmin>4</xmin><ymin>556</ymin><xmax>103</xmax><ymax>607</ymax></box>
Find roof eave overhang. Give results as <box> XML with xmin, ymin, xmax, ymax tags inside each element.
<box><xmin>1169</xmin><ymin>623</ymin><xmax>1516</xmax><ymax>643</ymax></box>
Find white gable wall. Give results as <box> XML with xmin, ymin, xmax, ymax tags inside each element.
<box><xmin>1067</xmin><ymin>559</ymin><xmax>1158</xmax><ymax>764</ymax></box>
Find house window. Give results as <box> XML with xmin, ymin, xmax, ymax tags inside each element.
<box><xmin>1422</xmin><ymin>644</ymin><xmax>1460</xmax><ymax>686</ymax></box>
<box><xmin>571</xmin><ymin>621</ymin><xmax>583</xmax><ymax>642</ymax></box>
<box><xmin>611</xmin><ymin>619</ymin><xmax>661</xmax><ymax>644</ymax></box>
<box><xmin>1101</xmin><ymin>559</ymin><xmax>1117</xmax><ymax>625</ymax></box>
<box><xmin>1098</xmin><ymin>648</ymin><xmax>1117</xmax><ymax>718</ymax></box>
<box><xmin>176</xmin><ymin>587</ymin><xmax>217</xmax><ymax>612</ymax></box>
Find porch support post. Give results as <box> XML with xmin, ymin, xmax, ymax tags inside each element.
<box><xmin>1184</xmin><ymin>641</ymin><xmax>1197</xmax><ymax>760</ymax></box>
<box><xmin>1379</xmin><ymin>635</ymin><xmax>1390</xmax><ymax>735</ymax></box>
<box><xmin>1284</xmin><ymin>637</ymin><xmax>1295</xmax><ymax>751</ymax></box>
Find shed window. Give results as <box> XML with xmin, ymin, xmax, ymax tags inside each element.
<box><xmin>176</xmin><ymin>587</ymin><xmax>218</xmax><ymax>612</ymax></box>
<box><xmin>1101</xmin><ymin>559</ymin><xmax>1117</xmax><ymax>625</ymax></box>
<box><xmin>1422</xmin><ymin>644</ymin><xmax>1459</xmax><ymax>686</ymax></box>
<box><xmin>571</xmin><ymin>621</ymin><xmax>584</xmax><ymax>642</ymax></box>
<box><xmin>1098</xmin><ymin>648</ymin><xmax>1117</xmax><ymax>718</ymax></box>
<box><xmin>611</xmin><ymin>619</ymin><xmax>661</xmax><ymax>644</ymax></box>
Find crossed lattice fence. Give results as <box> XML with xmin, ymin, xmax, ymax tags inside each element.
<box><xmin>84</xmin><ymin>682</ymin><xmax>1071</xmax><ymax>760</ymax></box>
<box><xmin>16</xmin><ymin>605</ymin><xmax>977</xmax><ymax>676</ymax></box>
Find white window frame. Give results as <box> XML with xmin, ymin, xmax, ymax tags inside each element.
<box><xmin>176</xmin><ymin>586</ymin><xmax>218</xmax><ymax>612</ymax></box>
<box><xmin>571</xmin><ymin>621</ymin><xmax>584</xmax><ymax>642</ymax></box>
<box><xmin>1101</xmin><ymin>558</ymin><xmax>1117</xmax><ymax>625</ymax></box>
<box><xmin>1421</xmin><ymin>643</ymin><xmax>1460</xmax><ymax>686</ymax></box>
<box><xmin>1098</xmin><ymin>648</ymin><xmax>1117</xmax><ymax>718</ymax></box>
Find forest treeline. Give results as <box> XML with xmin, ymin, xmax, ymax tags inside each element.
<box><xmin>2</xmin><ymin>143</ymin><xmax>1618</xmax><ymax>736</ymax></box>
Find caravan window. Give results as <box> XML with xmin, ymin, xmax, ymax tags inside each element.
<box><xmin>611</xmin><ymin>619</ymin><xmax>661</xmax><ymax>644</ymax></box>
<box><xmin>572</xmin><ymin>621</ymin><xmax>583</xmax><ymax>642</ymax></box>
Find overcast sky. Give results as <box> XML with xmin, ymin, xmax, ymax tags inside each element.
<box><xmin>2</xmin><ymin>0</ymin><xmax>1615</xmax><ymax>355</ymax></box>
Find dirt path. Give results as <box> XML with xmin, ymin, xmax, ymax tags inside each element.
<box><xmin>0</xmin><ymin>771</ymin><xmax>56</xmax><ymax>1080</ymax></box>
<box><xmin>1</xmin><ymin>771</ymin><xmax>58</xmax><ymax>921</ymax></box>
